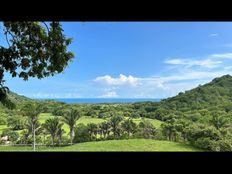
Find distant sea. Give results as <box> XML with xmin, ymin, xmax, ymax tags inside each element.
<box><xmin>37</xmin><ymin>98</ymin><xmax>162</xmax><ymax>104</ymax></box>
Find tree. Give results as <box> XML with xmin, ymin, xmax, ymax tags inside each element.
<box><xmin>62</xmin><ymin>109</ymin><xmax>80</xmax><ymax>144</ymax></box>
<box><xmin>121</xmin><ymin>119</ymin><xmax>137</xmax><ymax>139</ymax></box>
<box><xmin>0</xmin><ymin>22</ymin><xmax>74</xmax><ymax>107</ymax></box>
<box><xmin>73</xmin><ymin>124</ymin><xmax>91</xmax><ymax>143</ymax></box>
<box><xmin>7</xmin><ymin>115</ymin><xmax>26</xmax><ymax>130</ymax></box>
<box><xmin>43</xmin><ymin>117</ymin><xmax>64</xmax><ymax>146</ymax></box>
<box><xmin>57</xmin><ymin>127</ymin><xmax>65</xmax><ymax>146</ymax></box>
<box><xmin>210</xmin><ymin>113</ymin><xmax>229</xmax><ymax>130</ymax></box>
<box><xmin>161</xmin><ymin>118</ymin><xmax>182</xmax><ymax>141</ymax></box>
<box><xmin>99</xmin><ymin>122</ymin><xmax>111</xmax><ymax>140</ymax></box>
<box><xmin>20</xmin><ymin>103</ymin><xmax>42</xmax><ymax>150</ymax></box>
<box><xmin>137</xmin><ymin>119</ymin><xmax>156</xmax><ymax>139</ymax></box>
<box><xmin>109</xmin><ymin>115</ymin><xmax>123</xmax><ymax>139</ymax></box>
<box><xmin>87</xmin><ymin>123</ymin><xmax>98</xmax><ymax>140</ymax></box>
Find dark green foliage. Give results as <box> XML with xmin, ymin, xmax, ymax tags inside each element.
<box><xmin>0</xmin><ymin>22</ymin><xmax>74</xmax><ymax>107</ymax></box>
<box><xmin>121</xmin><ymin>119</ymin><xmax>137</xmax><ymax>138</ymax></box>
<box><xmin>7</xmin><ymin>115</ymin><xmax>26</xmax><ymax>130</ymax></box>
<box><xmin>87</xmin><ymin>123</ymin><xmax>99</xmax><ymax>140</ymax></box>
<box><xmin>109</xmin><ymin>115</ymin><xmax>123</xmax><ymax>139</ymax></box>
<box><xmin>62</xmin><ymin>109</ymin><xmax>81</xmax><ymax>144</ymax></box>
<box><xmin>135</xmin><ymin>119</ymin><xmax>156</xmax><ymax>139</ymax></box>
<box><xmin>43</xmin><ymin>117</ymin><xmax>64</xmax><ymax>146</ymax></box>
<box><xmin>73</xmin><ymin>124</ymin><xmax>91</xmax><ymax>143</ymax></box>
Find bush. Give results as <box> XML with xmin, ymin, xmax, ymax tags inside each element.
<box><xmin>1</xmin><ymin>130</ymin><xmax>19</xmax><ymax>143</ymax></box>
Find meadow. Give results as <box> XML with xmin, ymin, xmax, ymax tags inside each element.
<box><xmin>0</xmin><ymin>139</ymin><xmax>202</xmax><ymax>151</ymax></box>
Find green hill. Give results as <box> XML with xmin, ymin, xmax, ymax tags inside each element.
<box><xmin>160</xmin><ymin>74</ymin><xmax>232</xmax><ymax>112</ymax></box>
<box><xmin>7</xmin><ymin>91</ymin><xmax>32</xmax><ymax>103</ymax></box>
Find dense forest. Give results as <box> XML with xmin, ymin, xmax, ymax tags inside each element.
<box><xmin>1</xmin><ymin>74</ymin><xmax>232</xmax><ymax>151</ymax></box>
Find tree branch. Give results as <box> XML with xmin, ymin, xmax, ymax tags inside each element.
<box><xmin>5</xmin><ymin>32</ymin><xmax>10</xmax><ymax>47</ymax></box>
<box><xmin>42</xmin><ymin>22</ymin><xmax>50</xmax><ymax>33</ymax></box>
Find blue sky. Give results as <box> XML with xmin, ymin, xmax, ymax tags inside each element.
<box><xmin>2</xmin><ymin>22</ymin><xmax>232</xmax><ymax>98</ymax></box>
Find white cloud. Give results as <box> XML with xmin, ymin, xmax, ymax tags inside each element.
<box><xmin>94</xmin><ymin>74</ymin><xmax>140</xmax><ymax>87</ymax></box>
<box><xmin>210</xmin><ymin>53</ymin><xmax>232</xmax><ymax>59</ymax></box>
<box><xmin>93</xmin><ymin>51</ymin><xmax>232</xmax><ymax>98</ymax></box>
<box><xmin>209</xmin><ymin>33</ymin><xmax>218</xmax><ymax>37</ymax></box>
<box><xmin>164</xmin><ymin>58</ymin><xmax>222</xmax><ymax>69</ymax></box>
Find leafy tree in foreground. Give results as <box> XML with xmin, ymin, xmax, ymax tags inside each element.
<box><xmin>0</xmin><ymin>21</ymin><xmax>74</xmax><ymax>107</ymax></box>
<box><xmin>62</xmin><ymin>109</ymin><xmax>80</xmax><ymax>145</ymax></box>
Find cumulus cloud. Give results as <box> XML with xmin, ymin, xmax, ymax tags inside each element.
<box><xmin>94</xmin><ymin>74</ymin><xmax>140</xmax><ymax>87</ymax></box>
<box><xmin>93</xmin><ymin>52</ymin><xmax>232</xmax><ymax>98</ymax></box>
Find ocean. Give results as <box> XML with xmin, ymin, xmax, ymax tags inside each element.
<box><xmin>37</xmin><ymin>98</ymin><xmax>162</xmax><ymax>104</ymax></box>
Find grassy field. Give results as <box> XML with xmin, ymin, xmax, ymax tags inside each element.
<box><xmin>0</xmin><ymin>139</ymin><xmax>202</xmax><ymax>151</ymax></box>
<box><xmin>132</xmin><ymin>118</ymin><xmax>162</xmax><ymax>128</ymax></box>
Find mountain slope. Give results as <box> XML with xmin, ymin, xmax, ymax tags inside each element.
<box><xmin>0</xmin><ymin>91</ymin><xmax>32</xmax><ymax>109</ymax></box>
<box><xmin>160</xmin><ymin>74</ymin><xmax>232</xmax><ymax>112</ymax></box>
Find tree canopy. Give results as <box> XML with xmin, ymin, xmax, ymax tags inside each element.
<box><xmin>0</xmin><ymin>21</ymin><xmax>75</xmax><ymax>106</ymax></box>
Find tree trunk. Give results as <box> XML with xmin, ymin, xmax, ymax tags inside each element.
<box><xmin>70</xmin><ymin>128</ymin><xmax>74</xmax><ymax>145</ymax></box>
<box><xmin>32</xmin><ymin>123</ymin><xmax>36</xmax><ymax>151</ymax></box>
<box><xmin>52</xmin><ymin>136</ymin><xmax>54</xmax><ymax>147</ymax></box>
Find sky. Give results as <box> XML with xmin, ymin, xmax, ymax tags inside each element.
<box><xmin>2</xmin><ymin>22</ymin><xmax>232</xmax><ymax>99</ymax></box>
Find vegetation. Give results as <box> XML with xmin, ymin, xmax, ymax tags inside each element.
<box><xmin>0</xmin><ymin>22</ymin><xmax>74</xmax><ymax>108</ymax></box>
<box><xmin>1</xmin><ymin>75</ymin><xmax>232</xmax><ymax>151</ymax></box>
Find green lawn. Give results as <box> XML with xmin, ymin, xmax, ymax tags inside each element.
<box><xmin>0</xmin><ymin>139</ymin><xmax>202</xmax><ymax>151</ymax></box>
<box><xmin>132</xmin><ymin>118</ymin><xmax>163</xmax><ymax>128</ymax></box>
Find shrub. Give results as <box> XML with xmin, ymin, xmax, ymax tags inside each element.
<box><xmin>1</xmin><ymin>130</ymin><xmax>19</xmax><ymax>143</ymax></box>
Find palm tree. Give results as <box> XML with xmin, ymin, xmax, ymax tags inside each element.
<box><xmin>99</xmin><ymin>122</ymin><xmax>111</xmax><ymax>140</ymax></box>
<box><xmin>62</xmin><ymin>109</ymin><xmax>80</xmax><ymax>145</ymax></box>
<box><xmin>121</xmin><ymin>118</ymin><xmax>137</xmax><ymax>139</ymax></box>
<box><xmin>43</xmin><ymin>117</ymin><xmax>64</xmax><ymax>146</ymax></box>
<box><xmin>57</xmin><ymin>126</ymin><xmax>65</xmax><ymax>146</ymax></box>
<box><xmin>87</xmin><ymin>123</ymin><xmax>98</xmax><ymax>140</ymax></box>
<box><xmin>21</xmin><ymin>103</ymin><xmax>42</xmax><ymax>151</ymax></box>
<box><xmin>109</xmin><ymin>115</ymin><xmax>123</xmax><ymax>139</ymax></box>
